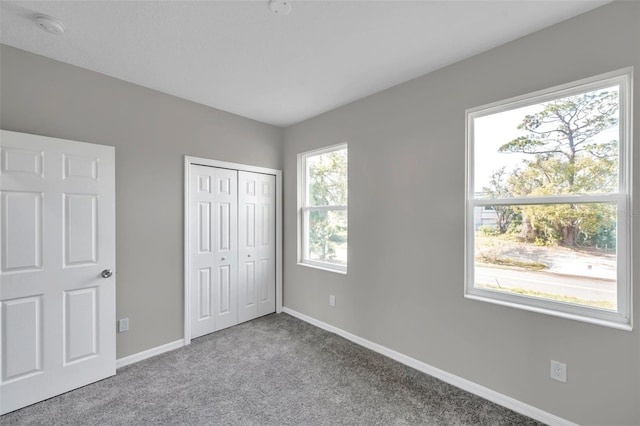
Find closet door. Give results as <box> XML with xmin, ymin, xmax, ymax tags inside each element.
<box><xmin>211</xmin><ymin>168</ymin><xmax>238</xmax><ymax>331</ymax></box>
<box><xmin>189</xmin><ymin>166</ymin><xmax>238</xmax><ymax>339</ymax></box>
<box><xmin>238</xmin><ymin>172</ymin><xmax>276</xmax><ymax>323</ymax></box>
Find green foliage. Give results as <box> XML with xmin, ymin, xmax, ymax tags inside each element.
<box><xmin>499</xmin><ymin>90</ymin><xmax>618</xmax><ymax>161</ymax></box>
<box><xmin>489</xmin><ymin>89</ymin><xmax>619</xmax><ymax>247</ymax></box>
<box><xmin>479</xmin><ymin>225</ymin><xmax>501</xmax><ymax>236</ymax></box>
<box><xmin>476</xmin><ymin>254</ymin><xmax>547</xmax><ymax>271</ymax></box>
<box><xmin>308</xmin><ymin>150</ymin><xmax>347</xmax><ymax>206</ymax></box>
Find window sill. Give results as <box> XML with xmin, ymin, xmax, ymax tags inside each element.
<box><xmin>464</xmin><ymin>290</ymin><xmax>632</xmax><ymax>331</ymax></box>
<box><xmin>297</xmin><ymin>262</ymin><xmax>347</xmax><ymax>275</ymax></box>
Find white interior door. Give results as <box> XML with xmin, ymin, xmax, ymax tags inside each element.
<box><xmin>0</xmin><ymin>130</ymin><xmax>116</xmax><ymax>414</ymax></box>
<box><xmin>189</xmin><ymin>165</ymin><xmax>238</xmax><ymax>339</ymax></box>
<box><xmin>238</xmin><ymin>172</ymin><xmax>275</xmax><ymax>323</ymax></box>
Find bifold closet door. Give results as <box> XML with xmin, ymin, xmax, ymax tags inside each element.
<box><xmin>238</xmin><ymin>172</ymin><xmax>276</xmax><ymax>323</ymax></box>
<box><xmin>190</xmin><ymin>165</ymin><xmax>238</xmax><ymax>339</ymax></box>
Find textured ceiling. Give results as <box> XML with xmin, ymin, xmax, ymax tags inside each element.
<box><xmin>0</xmin><ymin>1</ymin><xmax>609</xmax><ymax>127</ymax></box>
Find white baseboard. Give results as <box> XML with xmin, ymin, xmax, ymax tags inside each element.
<box><xmin>282</xmin><ymin>307</ymin><xmax>577</xmax><ymax>426</ymax></box>
<box><xmin>116</xmin><ymin>339</ymin><xmax>184</xmax><ymax>369</ymax></box>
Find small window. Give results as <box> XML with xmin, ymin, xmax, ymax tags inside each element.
<box><xmin>466</xmin><ymin>69</ymin><xmax>632</xmax><ymax>329</ymax></box>
<box><xmin>298</xmin><ymin>144</ymin><xmax>348</xmax><ymax>273</ymax></box>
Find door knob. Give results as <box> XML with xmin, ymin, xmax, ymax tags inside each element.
<box><xmin>221</xmin><ymin>257</ymin><xmax>227</xmax><ymax>261</ymax></box>
<box><xmin>101</xmin><ymin>269</ymin><xmax>113</xmax><ymax>278</ymax></box>
<box><xmin>248</xmin><ymin>254</ymin><xmax>252</xmax><ymax>258</ymax></box>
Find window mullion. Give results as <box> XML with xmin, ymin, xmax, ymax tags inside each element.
<box><xmin>472</xmin><ymin>194</ymin><xmax>624</xmax><ymax>206</ymax></box>
<box><xmin>302</xmin><ymin>205</ymin><xmax>347</xmax><ymax>212</ymax></box>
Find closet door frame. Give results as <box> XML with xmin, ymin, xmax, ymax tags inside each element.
<box><xmin>183</xmin><ymin>156</ymin><xmax>282</xmax><ymax>346</ymax></box>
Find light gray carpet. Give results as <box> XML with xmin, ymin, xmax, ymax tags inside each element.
<box><xmin>3</xmin><ymin>313</ymin><xmax>542</xmax><ymax>425</ymax></box>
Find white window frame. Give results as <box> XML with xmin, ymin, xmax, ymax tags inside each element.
<box><xmin>465</xmin><ymin>68</ymin><xmax>633</xmax><ymax>330</ymax></box>
<box><xmin>298</xmin><ymin>143</ymin><xmax>348</xmax><ymax>274</ymax></box>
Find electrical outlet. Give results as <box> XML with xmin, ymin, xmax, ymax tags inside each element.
<box><xmin>118</xmin><ymin>318</ymin><xmax>129</xmax><ymax>333</ymax></box>
<box><xmin>329</xmin><ymin>294</ymin><xmax>336</xmax><ymax>307</ymax></box>
<box><xmin>550</xmin><ymin>360</ymin><xmax>567</xmax><ymax>383</ymax></box>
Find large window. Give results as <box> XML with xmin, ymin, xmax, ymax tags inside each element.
<box><xmin>298</xmin><ymin>144</ymin><xmax>348</xmax><ymax>273</ymax></box>
<box><xmin>465</xmin><ymin>69</ymin><xmax>632</xmax><ymax>329</ymax></box>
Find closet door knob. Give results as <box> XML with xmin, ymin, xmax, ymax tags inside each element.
<box><xmin>221</xmin><ymin>257</ymin><xmax>227</xmax><ymax>261</ymax></box>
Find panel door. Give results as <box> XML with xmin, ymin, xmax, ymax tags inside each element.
<box><xmin>189</xmin><ymin>166</ymin><xmax>238</xmax><ymax>339</ymax></box>
<box><xmin>0</xmin><ymin>130</ymin><xmax>116</xmax><ymax>414</ymax></box>
<box><xmin>238</xmin><ymin>171</ymin><xmax>275</xmax><ymax>323</ymax></box>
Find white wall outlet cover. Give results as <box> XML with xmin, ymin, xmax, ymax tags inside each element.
<box><xmin>269</xmin><ymin>0</ymin><xmax>292</xmax><ymax>15</ymax></box>
<box><xmin>118</xmin><ymin>318</ymin><xmax>129</xmax><ymax>333</ymax></box>
<box><xmin>329</xmin><ymin>294</ymin><xmax>336</xmax><ymax>307</ymax></box>
<box><xmin>550</xmin><ymin>360</ymin><xmax>567</xmax><ymax>383</ymax></box>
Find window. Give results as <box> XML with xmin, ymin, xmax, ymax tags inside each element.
<box><xmin>298</xmin><ymin>144</ymin><xmax>348</xmax><ymax>273</ymax></box>
<box><xmin>465</xmin><ymin>69</ymin><xmax>632</xmax><ymax>329</ymax></box>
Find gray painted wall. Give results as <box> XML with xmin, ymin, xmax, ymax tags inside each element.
<box><xmin>283</xmin><ymin>3</ymin><xmax>639</xmax><ymax>425</ymax></box>
<box><xmin>0</xmin><ymin>44</ymin><xmax>283</xmax><ymax>359</ymax></box>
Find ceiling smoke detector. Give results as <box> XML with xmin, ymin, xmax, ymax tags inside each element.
<box><xmin>269</xmin><ymin>0</ymin><xmax>291</xmax><ymax>16</ymax></box>
<box><xmin>34</xmin><ymin>14</ymin><xmax>65</xmax><ymax>35</ymax></box>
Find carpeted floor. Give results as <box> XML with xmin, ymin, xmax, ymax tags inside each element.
<box><xmin>3</xmin><ymin>313</ymin><xmax>542</xmax><ymax>425</ymax></box>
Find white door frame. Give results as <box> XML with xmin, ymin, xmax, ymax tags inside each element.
<box><xmin>183</xmin><ymin>156</ymin><xmax>282</xmax><ymax>345</ymax></box>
